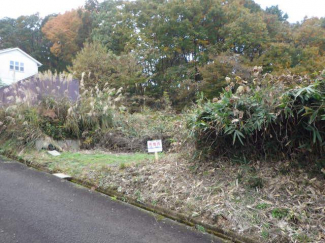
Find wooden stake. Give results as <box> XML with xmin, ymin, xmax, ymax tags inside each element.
<box><xmin>155</xmin><ymin>151</ymin><xmax>159</xmax><ymax>162</ymax></box>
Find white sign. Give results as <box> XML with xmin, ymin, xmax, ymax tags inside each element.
<box><xmin>47</xmin><ymin>150</ymin><xmax>61</xmax><ymax>156</ymax></box>
<box><xmin>147</xmin><ymin>140</ymin><xmax>163</xmax><ymax>153</ymax></box>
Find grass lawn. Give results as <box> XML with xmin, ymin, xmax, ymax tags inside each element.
<box><xmin>24</xmin><ymin>150</ymin><xmax>156</xmax><ymax>176</ymax></box>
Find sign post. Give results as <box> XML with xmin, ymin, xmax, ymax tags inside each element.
<box><xmin>147</xmin><ymin>140</ymin><xmax>163</xmax><ymax>162</ymax></box>
<box><xmin>155</xmin><ymin>151</ymin><xmax>159</xmax><ymax>162</ymax></box>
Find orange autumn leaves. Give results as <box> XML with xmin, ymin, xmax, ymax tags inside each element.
<box><xmin>42</xmin><ymin>10</ymin><xmax>82</xmax><ymax>63</ymax></box>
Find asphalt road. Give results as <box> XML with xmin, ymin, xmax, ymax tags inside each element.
<box><xmin>0</xmin><ymin>156</ymin><xmax>223</xmax><ymax>243</ymax></box>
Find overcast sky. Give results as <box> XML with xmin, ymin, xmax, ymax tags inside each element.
<box><xmin>254</xmin><ymin>0</ymin><xmax>325</xmax><ymax>22</ymax></box>
<box><xmin>0</xmin><ymin>0</ymin><xmax>324</xmax><ymax>23</ymax></box>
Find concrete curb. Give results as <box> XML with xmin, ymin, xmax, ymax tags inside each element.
<box><xmin>1</xmin><ymin>151</ymin><xmax>259</xmax><ymax>243</ymax></box>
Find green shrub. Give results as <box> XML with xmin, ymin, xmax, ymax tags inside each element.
<box><xmin>189</xmin><ymin>68</ymin><xmax>325</xmax><ymax>159</ymax></box>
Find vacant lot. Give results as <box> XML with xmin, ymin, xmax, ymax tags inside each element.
<box><xmin>18</xmin><ymin>150</ymin><xmax>325</xmax><ymax>243</ymax></box>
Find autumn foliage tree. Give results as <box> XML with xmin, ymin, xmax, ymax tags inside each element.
<box><xmin>42</xmin><ymin>10</ymin><xmax>83</xmax><ymax>63</ymax></box>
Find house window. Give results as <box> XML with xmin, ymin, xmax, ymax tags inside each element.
<box><xmin>9</xmin><ymin>61</ymin><xmax>24</xmax><ymax>72</ymax></box>
<box><xmin>15</xmin><ymin>61</ymin><xmax>19</xmax><ymax>71</ymax></box>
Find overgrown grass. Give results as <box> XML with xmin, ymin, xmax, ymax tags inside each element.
<box><xmin>0</xmin><ymin>75</ymin><xmax>187</xmax><ymax>153</ymax></box>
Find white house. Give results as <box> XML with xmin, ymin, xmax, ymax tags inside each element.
<box><xmin>0</xmin><ymin>48</ymin><xmax>42</xmax><ymax>85</ymax></box>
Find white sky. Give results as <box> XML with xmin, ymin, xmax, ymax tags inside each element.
<box><xmin>0</xmin><ymin>0</ymin><xmax>86</xmax><ymax>18</ymax></box>
<box><xmin>0</xmin><ymin>0</ymin><xmax>324</xmax><ymax>23</ymax></box>
<box><xmin>254</xmin><ymin>0</ymin><xmax>325</xmax><ymax>23</ymax></box>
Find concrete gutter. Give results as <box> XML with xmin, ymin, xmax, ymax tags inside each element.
<box><xmin>2</xmin><ymin>151</ymin><xmax>259</xmax><ymax>243</ymax></box>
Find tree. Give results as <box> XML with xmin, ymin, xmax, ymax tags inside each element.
<box><xmin>85</xmin><ymin>0</ymin><xmax>99</xmax><ymax>12</ymax></box>
<box><xmin>293</xmin><ymin>18</ymin><xmax>325</xmax><ymax>51</ymax></box>
<box><xmin>90</xmin><ymin>0</ymin><xmax>138</xmax><ymax>55</ymax></box>
<box><xmin>265</xmin><ymin>5</ymin><xmax>288</xmax><ymax>22</ymax></box>
<box><xmin>255</xmin><ymin>43</ymin><xmax>293</xmax><ymax>73</ymax></box>
<box><xmin>0</xmin><ymin>18</ymin><xmax>17</xmax><ymax>49</ymax></box>
<box><xmin>0</xmin><ymin>14</ymin><xmax>42</xmax><ymax>55</ymax></box>
<box><xmin>127</xmin><ymin>0</ymin><xmax>229</xmax><ymax>107</ymax></box>
<box><xmin>42</xmin><ymin>10</ymin><xmax>83</xmax><ymax>63</ymax></box>
<box><xmin>223</xmin><ymin>1</ymin><xmax>269</xmax><ymax>61</ymax></box>
<box><xmin>70</xmin><ymin>42</ymin><xmax>145</xmax><ymax>90</ymax></box>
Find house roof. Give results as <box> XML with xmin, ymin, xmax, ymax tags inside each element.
<box><xmin>0</xmin><ymin>47</ymin><xmax>42</xmax><ymax>67</ymax></box>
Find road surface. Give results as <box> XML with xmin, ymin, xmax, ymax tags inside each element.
<box><xmin>0</xmin><ymin>156</ymin><xmax>223</xmax><ymax>243</ymax></box>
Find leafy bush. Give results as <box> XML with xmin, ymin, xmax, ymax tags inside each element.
<box><xmin>189</xmin><ymin>68</ymin><xmax>325</xmax><ymax>160</ymax></box>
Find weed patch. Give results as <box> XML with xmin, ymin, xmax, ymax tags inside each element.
<box><xmin>271</xmin><ymin>208</ymin><xmax>289</xmax><ymax>219</ymax></box>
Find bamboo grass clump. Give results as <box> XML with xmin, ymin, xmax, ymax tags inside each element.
<box><xmin>190</xmin><ymin>68</ymin><xmax>325</xmax><ymax>159</ymax></box>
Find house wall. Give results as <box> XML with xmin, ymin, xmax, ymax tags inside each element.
<box><xmin>0</xmin><ymin>50</ymin><xmax>38</xmax><ymax>85</ymax></box>
<box><xmin>0</xmin><ymin>76</ymin><xmax>80</xmax><ymax>106</ymax></box>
